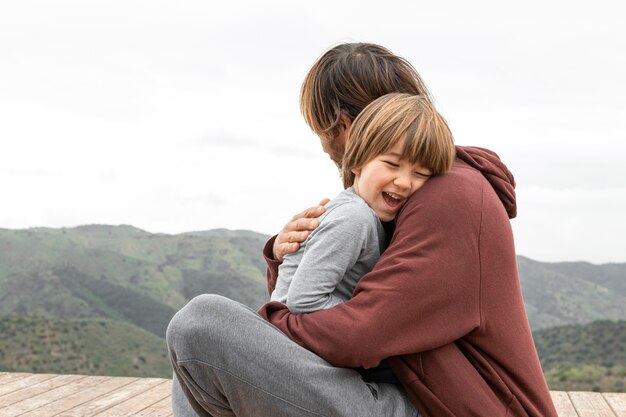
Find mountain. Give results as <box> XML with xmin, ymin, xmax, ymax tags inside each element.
<box><xmin>518</xmin><ymin>256</ymin><xmax>626</xmax><ymax>330</ymax></box>
<box><xmin>0</xmin><ymin>225</ymin><xmax>625</xmax><ymax>385</ymax></box>
<box><xmin>2</xmin><ymin>226</ymin><xmax>625</xmax><ymax>335</ymax></box>
<box><xmin>0</xmin><ymin>225</ymin><xmax>270</xmax><ymax>339</ymax></box>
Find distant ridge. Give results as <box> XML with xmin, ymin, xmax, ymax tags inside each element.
<box><xmin>517</xmin><ymin>256</ymin><xmax>626</xmax><ymax>329</ymax></box>
<box><xmin>0</xmin><ymin>225</ymin><xmax>624</xmax><ymax>331</ymax></box>
<box><xmin>0</xmin><ymin>225</ymin><xmax>270</xmax><ymax>338</ymax></box>
<box><xmin>71</xmin><ymin>224</ymin><xmax>153</xmax><ymax>236</ymax></box>
<box><xmin>4</xmin><ymin>224</ymin><xmax>154</xmax><ymax>236</ymax></box>
<box><xmin>0</xmin><ymin>224</ymin><xmax>624</xmax><ymax>390</ymax></box>
<box><xmin>183</xmin><ymin>228</ymin><xmax>269</xmax><ymax>240</ymax></box>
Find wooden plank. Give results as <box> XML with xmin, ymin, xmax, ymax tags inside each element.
<box><xmin>0</xmin><ymin>374</ymin><xmax>85</xmax><ymax>408</ymax></box>
<box><xmin>3</xmin><ymin>375</ymin><xmax>107</xmax><ymax>415</ymax></box>
<box><xmin>0</xmin><ymin>374</ymin><xmax>56</xmax><ymax>398</ymax></box>
<box><xmin>569</xmin><ymin>391</ymin><xmax>616</xmax><ymax>417</ymax></box>
<box><xmin>101</xmin><ymin>380</ymin><xmax>171</xmax><ymax>416</ymax></box>
<box><xmin>134</xmin><ymin>395</ymin><xmax>173</xmax><ymax>417</ymax></box>
<box><xmin>58</xmin><ymin>377</ymin><xmax>167</xmax><ymax>416</ymax></box>
<box><xmin>18</xmin><ymin>376</ymin><xmax>138</xmax><ymax>417</ymax></box>
<box><xmin>551</xmin><ymin>391</ymin><xmax>579</xmax><ymax>417</ymax></box>
<box><xmin>2</xmin><ymin>372</ymin><xmax>625</xmax><ymax>417</ymax></box>
<box><xmin>604</xmin><ymin>393</ymin><xmax>626</xmax><ymax>417</ymax></box>
<box><xmin>0</xmin><ymin>373</ymin><xmax>32</xmax><ymax>384</ymax></box>
<box><xmin>134</xmin><ymin>380</ymin><xmax>172</xmax><ymax>417</ymax></box>
<box><xmin>0</xmin><ymin>375</ymin><xmax>80</xmax><ymax>407</ymax></box>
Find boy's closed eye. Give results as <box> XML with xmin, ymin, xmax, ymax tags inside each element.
<box><xmin>382</xmin><ymin>157</ymin><xmax>431</xmax><ymax>178</ymax></box>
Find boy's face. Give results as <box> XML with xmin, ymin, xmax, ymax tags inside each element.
<box><xmin>352</xmin><ymin>141</ymin><xmax>432</xmax><ymax>222</ymax></box>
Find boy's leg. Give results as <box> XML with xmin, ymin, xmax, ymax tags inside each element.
<box><xmin>166</xmin><ymin>294</ymin><xmax>418</xmax><ymax>417</ymax></box>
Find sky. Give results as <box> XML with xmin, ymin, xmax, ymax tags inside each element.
<box><xmin>1</xmin><ymin>0</ymin><xmax>625</xmax><ymax>264</ymax></box>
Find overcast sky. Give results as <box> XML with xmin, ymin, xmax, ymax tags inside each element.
<box><xmin>1</xmin><ymin>0</ymin><xmax>625</xmax><ymax>264</ymax></box>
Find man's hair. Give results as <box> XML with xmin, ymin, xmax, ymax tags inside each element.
<box><xmin>342</xmin><ymin>93</ymin><xmax>455</xmax><ymax>188</ymax></box>
<box><xmin>300</xmin><ymin>43</ymin><xmax>432</xmax><ymax>140</ymax></box>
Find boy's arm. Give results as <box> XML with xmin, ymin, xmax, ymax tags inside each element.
<box><xmin>283</xmin><ymin>203</ymin><xmax>375</xmax><ymax>313</ymax></box>
<box><xmin>263</xmin><ymin>200</ymin><xmax>328</xmax><ymax>295</ymax></box>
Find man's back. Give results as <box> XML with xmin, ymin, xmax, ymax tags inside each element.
<box><xmin>383</xmin><ymin>148</ymin><xmax>555</xmax><ymax>416</ymax></box>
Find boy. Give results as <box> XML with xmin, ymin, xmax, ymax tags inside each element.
<box><xmin>271</xmin><ymin>94</ymin><xmax>454</xmax><ymax>314</ymax></box>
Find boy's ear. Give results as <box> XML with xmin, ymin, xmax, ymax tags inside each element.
<box><xmin>351</xmin><ymin>166</ymin><xmax>361</xmax><ymax>176</ymax></box>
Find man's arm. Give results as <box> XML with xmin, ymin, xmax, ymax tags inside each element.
<box><xmin>272</xmin><ymin>199</ymin><xmax>329</xmax><ymax>261</ymax></box>
<box><xmin>259</xmin><ymin>172</ymin><xmax>484</xmax><ymax>369</ymax></box>
<box><xmin>263</xmin><ymin>236</ymin><xmax>281</xmax><ymax>295</ymax></box>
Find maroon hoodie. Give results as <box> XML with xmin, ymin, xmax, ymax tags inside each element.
<box><xmin>259</xmin><ymin>146</ymin><xmax>558</xmax><ymax>417</ymax></box>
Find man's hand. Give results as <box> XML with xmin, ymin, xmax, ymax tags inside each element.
<box><xmin>272</xmin><ymin>199</ymin><xmax>329</xmax><ymax>261</ymax></box>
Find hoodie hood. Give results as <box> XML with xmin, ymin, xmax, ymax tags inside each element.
<box><xmin>455</xmin><ymin>146</ymin><xmax>517</xmax><ymax>219</ymax></box>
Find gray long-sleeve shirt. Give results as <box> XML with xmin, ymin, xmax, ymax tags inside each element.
<box><xmin>270</xmin><ymin>188</ymin><xmax>385</xmax><ymax>313</ymax></box>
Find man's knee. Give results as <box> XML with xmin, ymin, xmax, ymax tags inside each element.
<box><xmin>166</xmin><ymin>294</ymin><xmax>235</xmax><ymax>355</ymax></box>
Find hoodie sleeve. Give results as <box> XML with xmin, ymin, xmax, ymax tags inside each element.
<box><xmin>262</xmin><ymin>236</ymin><xmax>280</xmax><ymax>296</ymax></box>
<box><xmin>258</xmin><ymin>159</ymin><xmax>489</xmax><ymax>369</ymax></box>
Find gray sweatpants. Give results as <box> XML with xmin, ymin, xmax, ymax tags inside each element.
<box><xmin>166</xmin><ymin>294</ymin><xmax>419</xmax><ymax>417</ymax></box>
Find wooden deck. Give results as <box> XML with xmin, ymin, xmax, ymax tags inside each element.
<box><xmin>1</xmin><ymin>372</ymin><xmax>625</xmax><ymax>416</ymax></box>
<box><xmin>0</xmin><ymin>373</ymin><xmax>172</xmax><ymax>417</ymax></box>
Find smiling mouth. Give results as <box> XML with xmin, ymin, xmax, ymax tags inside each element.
<box><xmin>382</xmin><ymin>191</ymin><xmax>404</xmax><ymax>208</ymax></box>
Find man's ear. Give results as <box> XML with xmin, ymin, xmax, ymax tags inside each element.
<box><xmin>338</xmin><ymin>114</ymin><xmax>352</xmax><ymax>143</ymax></box>
<box><xmin>339</xmin><ymin>114</ymin><xmax>352</xmax><ymax>132</ymax></box>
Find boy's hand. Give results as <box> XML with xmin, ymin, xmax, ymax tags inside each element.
<box><xmin>272</xmin><ymin>199</ymin><xmax>329</xmax><ymax>261</ymax></box>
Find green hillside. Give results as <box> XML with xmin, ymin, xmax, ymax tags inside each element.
<box><xmin>2</xmin><ymin>226</ymin><xmax>624</xmax><ymax>334</ymax></box>
<box><xmin>0</xmin><ymin>225</ymin><xmax>270</xmax><ymax>338</ymax></box>
<box><xmin>534</xmin><ymin>320</ymin><xmax>626</xmax><ymax>392</ymax></box>
<box><xmin>0</xmin><ymin>225</ymin><xmax>625</xmax><ymax>384</ymax></box>
<box><xmin>0</xmin><ymin>315</ymin><xmax>171</xmax><ymax>378</ymax></box>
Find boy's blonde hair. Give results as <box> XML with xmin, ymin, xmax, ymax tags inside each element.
<box><xmin>342</xmin><ymin>93</ymin><xmax>455</xmax><ymax>189</ymax></box>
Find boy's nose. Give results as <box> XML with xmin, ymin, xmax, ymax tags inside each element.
<box><xmin>394</xmin><ymin>173</ymin><xmax>412</xmax><ymax>190</ymax></box>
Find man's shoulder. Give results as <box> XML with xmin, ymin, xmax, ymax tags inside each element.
<box><xmin>397</xmin><ymin>160</ymin><xmax>487</xmax><ymax>227</ymax></box>
<box><xmin>441</xmin><ymin>157</ymin><xmax>487</xmax><ymax>188</ymax></box>
<box><xmin>419</xmin><ymin>159</ymin><xmax>485</xmax><ymax>199</ymax></box>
